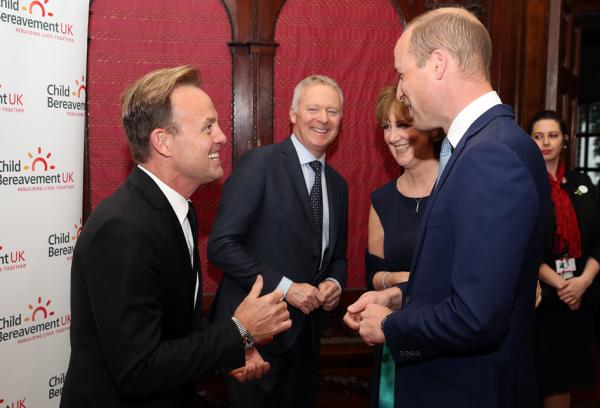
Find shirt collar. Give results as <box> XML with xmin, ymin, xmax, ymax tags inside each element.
<box><xmin>446</xmin><ymin>91</ymin><xmax>501</xmax><ymax>148</ymax></box>
<box><xmin>291</xmin><ymin>134</ymin><xmax>326</xmax><ymax>166</ymax></box>
<box><xmin>137</xmin><ymin>165</ymin><xmax>190</xmax><ymax>226</ymax></box>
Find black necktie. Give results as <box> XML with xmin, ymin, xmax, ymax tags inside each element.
<box><xmin>308</xmin><ymin>161</ymin><xmax>323</xmax><ymax>262</ymax></box>
<box><xmin>187</xmin><ymin>202</ymin><xmax>203</xmax><ymax>328</ymax></box>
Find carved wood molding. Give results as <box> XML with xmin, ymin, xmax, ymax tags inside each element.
<box><xmin>221</xmin><ymin>0</ymin><xmax>286</xmax><ymax>163</ymax></box>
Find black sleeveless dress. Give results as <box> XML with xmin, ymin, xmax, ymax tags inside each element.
<box><xmin>366</xmin><ymin>179</ymin><xmax>429</xmax><ymax>407</ymax></box>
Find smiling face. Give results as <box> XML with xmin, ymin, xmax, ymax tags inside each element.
<box><xmin>531</xmin><ymin>118</ymin><xmax>565</xmax><ymax>168</ymax></box>
<box><xmin>289</xmin><ymin>83</ymin><xmax>342</xmax><ymax>158</ymax></box>
<box><xmin>383</xmin><ymin>102</ymin><xmax>434</xmax><ymax>169</ymax></box>
<box><xmin>168</xmin><ymin>85</ymin><xmax>227</xmax><ymax>186</ymax></box>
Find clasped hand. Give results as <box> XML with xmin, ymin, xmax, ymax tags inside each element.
<box><xmin>343</xmin><ymin>289</ymin><xmax>395</xmax><ymax>346</ymax></box>
<box><xmin>285</xmin><ymin>280</ymin><xmax>341</xmax><ymax>314</ymax></box>
<box><xmin>557</xmin><ymin>276</ymin><xmax>589</xmax><ymax>311</ymax></box>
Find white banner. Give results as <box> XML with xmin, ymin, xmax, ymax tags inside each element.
<box><xmin>0</xmin><ymin>0</ymin><xmax>89</xmax><ymax>406</ymax></box>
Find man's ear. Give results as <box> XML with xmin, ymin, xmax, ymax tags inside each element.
<box><xmin>289</xmin><ymin>108</ymin><xmax>297</xmax><ymax>125</ymax></box>
<box><xmin>430</xmin><ymin>49</ymin><xmax>448</xmax><ymax>80</ymax></box>
<box><xmin>150</xmin><ymin>128</ymin><xmax>172</xmax><ymax>157</ymax></box>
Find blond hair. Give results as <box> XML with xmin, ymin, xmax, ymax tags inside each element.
<box><xmin>407</xmin><ymin>7</ymin><xmax>492</xmax><ymax>81</ymax></box>
<box><xmin>121</xmin><ymin>66</ymin><xmax>199</xmax><ymax>163</ymax></box>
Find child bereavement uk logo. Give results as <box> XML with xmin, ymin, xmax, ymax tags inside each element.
<box><xmin>47</xmin><ymin>218</ymin><xmax>81</xmax><ymax>260</ymax></box>
<box><xmin>0</xmin><ymin>295</ymin><xmax>70</xmax><ymax>345</ymax></box>
<box><xmin>0</xmin><ymin>243</ymin><xmax>27</xmax><ymax>273</ymax></box>
<box><xmin>0</xmin><ymin>83</ymin><xmax>25</xmax><ymax>114</ymax></box>
<box><xmin>0</xmin><ymin>396</ymin><xmax>27</xmax><ymax>407</ymax></box>
<box><xmin>1</xmin><ymin>0</ymin><xmax>76</xmax><ymax>43</ymax></box>
<box><xmin>0</xmin><ymin>146</ymin><xmax>75</xmax><ymax>192</ymax></box>
<box><xmin>46</xmin><ymin>76</ymin><xmax>86</xmax><ymax>116</ymax></box>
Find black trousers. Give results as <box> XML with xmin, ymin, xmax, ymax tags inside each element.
<box><xmin>226</xmin><ymin>321</ymin><xmax>320</xmax><ymax>408</ymax></box>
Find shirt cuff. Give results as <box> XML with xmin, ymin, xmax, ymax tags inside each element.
<box><xmin>277</xmin><ymin>276</ymin><xmax>293</xmax><ymax>298</ymax></box>
<box><xmin>325</xmin><ymin>277</ymin><xmax>342</xmax><ymax>293</ymax></box>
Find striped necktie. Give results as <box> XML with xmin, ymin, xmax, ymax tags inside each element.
<box><xmin>435</xmin><ymin>137</ymin><xmax>453</xmax><ymax>187</ymax></box>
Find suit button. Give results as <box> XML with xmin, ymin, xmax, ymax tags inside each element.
<box><xmin>405</xmin><ymin>296</ymin><xmax>412</xmax><ymax>305</ymax></box>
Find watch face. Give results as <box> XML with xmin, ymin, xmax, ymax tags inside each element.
<box><xmin>243</xmin><ymin>333</ymin><xmax>254</xmax><ymax>349</ymax></box>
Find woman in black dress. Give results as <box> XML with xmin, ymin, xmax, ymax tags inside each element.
<box><xmin>530</xmin><ymin>110</ymin><xmax>600</xmax><ymax>408</ymax></box>
<box><xmin>366</xmin><ymin>84</ymin><xmax>441</xmax><ymax>407</ymax></box>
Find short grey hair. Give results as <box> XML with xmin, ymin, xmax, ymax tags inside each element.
<box><xmin>290</xmin><ymin>75</ymin><xmax>344</xmax><ymax>115</ymax></box>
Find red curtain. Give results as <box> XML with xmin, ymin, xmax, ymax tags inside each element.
<box><xmin>88</xmin><ymin>0</ymin><xmax>405</xmax><ymax>290</ymax></box>
<box><xmin>87</xmin><ymin>0</ymin><xmax>232</xmax><ymax>291</ymax></box>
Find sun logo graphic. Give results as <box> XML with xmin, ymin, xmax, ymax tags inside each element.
<box><xmin>71</xmin><ymin>76</ymin><xmax>86</xmax><ymax>99</ymax></box>
<box><xmin>71</xmin><ymin>218</ymin><xmax>82</xmax><ymax>240</ymax></box>
<box><xmin>23</xmin><ymin>147</ymin><xmax>55</xmax><ymax>172</ymax></box>
<box><xmin>24</xmin><ymin>297</ymin><xmax>55</xmax><ymax>322</ymax></box>
<box><xmin>22</xmin><ymin>0</ymin><xmax>53</xmax><ymax>17</ymax></box>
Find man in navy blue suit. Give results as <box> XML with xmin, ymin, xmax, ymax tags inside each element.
<box><xmin>345</xmin><ymin>7</ymin><xmax>549</xmax><ymax>407</ymax></box>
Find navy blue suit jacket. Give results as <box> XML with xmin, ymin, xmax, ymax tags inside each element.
<box><xmin>208</xmin><ymin>137</ymin><xmax>348</xmax><ymax>354</ymax></box>
<box><xmin>383</xmin><ymin>105</ymin><xmax>549</xmax><ymax>407</ymax></box>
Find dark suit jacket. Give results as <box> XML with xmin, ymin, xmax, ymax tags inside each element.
<box><xmin>60</xmin><ymin>167</ymin><xmax>244</xmax><ymax>408</ymax></box>
<box><xmin>208</xmin><ymin>136</ymin><xmax>348</xmax><ymax>354</ymax></box>
<box><xmin>383</xmin><ymin>104</ymin><xmax>549</xmax><ymax>407</ymax></box>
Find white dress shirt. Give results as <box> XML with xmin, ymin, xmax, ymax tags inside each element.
<box><xmin>138</xmin><ymin>165</ymin><xmax>200</xmax><ymax>306</ymax></box>
<box><xmin>446</xmin><ymin>91</ymin><xmax>502</xmax><ymax>149</ymax></box>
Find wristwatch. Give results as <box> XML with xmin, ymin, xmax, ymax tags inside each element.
<box><xmin>231</xmin><ymin>317</ymin><xmax>254</xmax><ymax>350</ymax></box>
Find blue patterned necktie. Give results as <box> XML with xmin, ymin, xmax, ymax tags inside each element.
<box><xmin>435</xmin><ymin>136</ymin><xmax>453</xmax><ymax>186</ymax></box>
<box><xmin>308</xmin><ymin>160</ymin><xmax>323</xmax><ymax>260</ymax></box>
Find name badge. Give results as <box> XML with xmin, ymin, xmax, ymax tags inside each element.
<box><xmin>555</xmin><ymin>257</ymin><xmax>576</xmax><ymax>280</ymax></box>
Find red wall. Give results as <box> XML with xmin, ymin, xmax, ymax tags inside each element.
<box><xmin>87</xmin><ymin>0</ymin><xmax>403</xmax><ymax>291</ymax></box>
<box><xmin>87</xmin><ymin>0</ymin><xmax>232</xmax><ymax>291</ymax></box>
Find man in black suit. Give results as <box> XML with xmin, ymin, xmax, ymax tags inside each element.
<box><xmin>60</xmin><ymin>66</ymin><xmax>291</xmax><ymax>408</ymax></box>
<box><xmin>208</xmin><ymin>75</ymin><xmax>349</xmax><ymax>407</ymax></box>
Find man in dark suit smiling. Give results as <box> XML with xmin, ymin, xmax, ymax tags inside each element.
<box><xmin>209</xmin><ymin>75</ymin><xmax>349</xmax><ymax>407</ymax></box>
<box><xmin>61</xmin><ymin>66</ymin><xmax>291</xmax><ymax>408</ymax></box>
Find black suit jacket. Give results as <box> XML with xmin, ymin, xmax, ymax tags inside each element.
<box><xmin>60</xmin><ymin>167</ymin><xmax>244</xmax><ymax>408</ymax></box>
<box><xmin>208</xmin><ymin>137</ymin><xmax>348</xmax><ymax>354</ymax></box>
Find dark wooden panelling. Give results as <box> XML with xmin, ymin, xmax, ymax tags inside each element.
<box><xmin>221</xmin><ymin>0</ymin><xmax>286</xmax><ymax>162</ymax></box>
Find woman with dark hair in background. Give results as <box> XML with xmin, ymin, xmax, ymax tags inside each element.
<box><xmin>530</xmin><ymin>110</ymin><xmax>600</xmax><ymax>408</ymax></box>
<box><xmin>365</xmin><ymin>84</ymin><xmax>441</xmax><ymax>408</ymax></box>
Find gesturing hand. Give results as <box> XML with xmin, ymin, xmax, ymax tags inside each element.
<box><xmin>234</xmin><ymin>275</ymin><xmax>292</xmax><ymax>344</ymax></box>
<box><xmin>229</xmin><ymin>348</ymin><xmax>270</xmax><ymax>382</ymax></box>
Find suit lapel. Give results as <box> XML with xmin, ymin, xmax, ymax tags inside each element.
<box><xmin>128</xmin><ymin>167</ymin><xmax>192</xmax><ymax>275</ymax></box>
<box><xmin>279</xmin><ymin>137</ymin><xmax>315</xmax><ymax>227</ymax></box>
<box><xmin>321</xmin><ymin>164</ymin><xmax>338</xmax><ymax>269</ymax></box>
<box><xmin>407</xmin><ymin>105</ymin><xmax>515</xmax><ymax>290</ymax></box>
